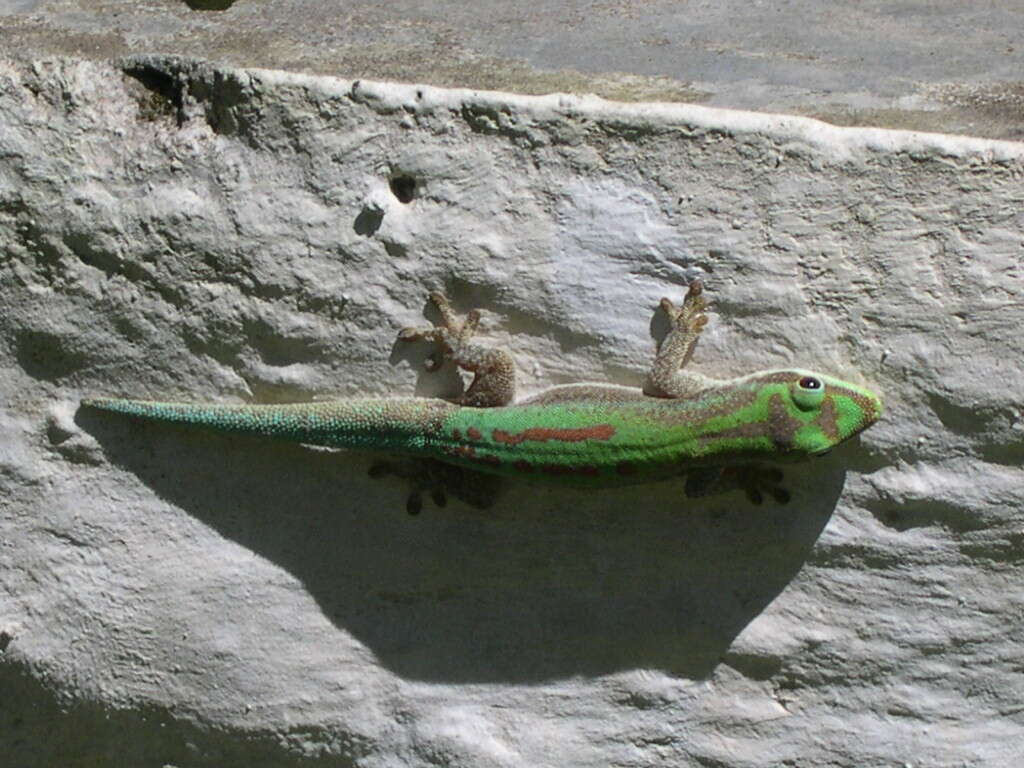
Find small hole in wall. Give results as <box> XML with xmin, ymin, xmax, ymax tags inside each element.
<box><xmin>389</xmin><ymin>175</ymin><xmax>417</xmax><ymax>203</ymax></box>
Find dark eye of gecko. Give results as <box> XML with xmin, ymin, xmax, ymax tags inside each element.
<box><xmin>799</xmin><ymin>376</ymin><xmax>821</xmax><ymax>390</ymax></box>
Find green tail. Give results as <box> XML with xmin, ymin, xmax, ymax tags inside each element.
<box><xmin>82</xmin><ymin>397</ymin><xmax>459</xmax><ymax>454</ymax></box>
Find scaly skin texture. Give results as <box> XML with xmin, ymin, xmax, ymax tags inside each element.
<box><xmin>83</xmin><ymin>282</ymin><xmax>883</xmax><ymax>508</ymax></box>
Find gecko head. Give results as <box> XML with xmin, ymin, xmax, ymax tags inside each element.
<box><xmin>763</xmin><ymin>370</ymin><xmax>883</xmax><ymax>456</ymax></box>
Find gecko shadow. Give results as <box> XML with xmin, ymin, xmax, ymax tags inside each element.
<box><xmin>79</xmin><ymin>407</ymin><xmax>845</xmax><ymax>684</ymax></box>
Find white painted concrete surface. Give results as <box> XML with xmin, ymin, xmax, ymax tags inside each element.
<box><xmin>1</xmin><ymin>56</ymin><xmax>1023</xmax><ymax>766</ymax></box>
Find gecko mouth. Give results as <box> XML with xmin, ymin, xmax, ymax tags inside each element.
<box><xmin>814</xmin><ymin>449</ymin><xmax>832</xmax><ymax>457</ymax></box>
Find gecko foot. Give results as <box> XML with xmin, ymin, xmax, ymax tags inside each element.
<box><xmin>729</xmin><ymin>465</ymin><xmax>790</xmax><ymax>505</ymax></box>
<box><xmin>397</xmin><ymin>291</ymin><xmax>516</xmax><ymax>407</ymax></box>
<box><xmin>369</xmin><ymin>458</ymin><xmax>501</xmax><ymax>514</ymax></box>
<box><xmin>660</xmin><ymin>279</ymin><xmax>709</xmax><ymax>341</ymax></box>
<box><xmin>685</xmin><ymin>464</ymin><xmax>790</xmax><ymax>504</ymax></box>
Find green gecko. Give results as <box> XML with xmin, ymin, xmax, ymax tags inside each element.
<box><xmin>83</xmin><ymin>281</ymin><xmax>882</xmax><ymax>513</ymax></box>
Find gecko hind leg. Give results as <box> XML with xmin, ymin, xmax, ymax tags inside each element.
<box><xmin>398</xmin><ymin>292</ymin><xmax>516</xmax><ymax>407</ymax></box>
<box><xmin>643</xmin><ymin>279</ymin><xmax>711</xmax><ymax>399</ymax></box>
<box><xmin>368</xmin><ymin>458</ymin><xmax>502</xmax><ymax>514</ymax></box>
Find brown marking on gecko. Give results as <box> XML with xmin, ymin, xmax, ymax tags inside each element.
<box><xmin>446</xmin><ymin>443</ymin><xmax>502</xmax><ymax>467</ymax></box>
<box><xmin>831</xmin><ymin>385</ymin><xmax>883</xmax><ymax>428</ymax></box>
<box><xmin>767</xmin><ymin>393</ymin><xmax>803</xmax><ymax>449</ymax></box>
<box><xmin>452</xmin><ymin>428</ymin><xmax>462</xmax><ymax>441</ymax></box>
<box><xmin>647</xmin><ymin>386</ymin><xmax>760</xmax><ymax>428</ymax></box>
<box><xmin>704</xmin><ymin>393</ymin><xmax>804</xmax><ymax>450</ymax></box>
<box><xmin>466</xmin><ymin>426</ymin><xmax>483</xmax><ymax>441</ymax></box>
<box><xmin>696</xmin><ymin>392</ymin><xmax>801</xmax><ymax>451</ymax></box>
<box><xmin>513</xmin><ymin>459</ymin><xmax>533</xmax><ymax>473</ymax></box>
<box><xmin>816</xmin><ymin>395</ymin><xmax>839</xmax><ymax>442</ymax></box>
<box><xmin>492</xmin><ymin>424</ymin><xmax>616</xmax><ymax>446</ymax></box>
<box><xmin>651</xmin><ymin>371</ymin><xmax>829</xmax><ymax>429</ymax></box>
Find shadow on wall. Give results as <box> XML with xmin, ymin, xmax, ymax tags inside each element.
<box><xmin>77</xmin><ymin>407</ymin><xmax>844</xmax><ymax>684</ymax></box>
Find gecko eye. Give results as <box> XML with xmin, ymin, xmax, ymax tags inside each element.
<box><xmin>792</xmin><ymin>375</ymin><xmax>825</xmax><ymax>410</ymax></box>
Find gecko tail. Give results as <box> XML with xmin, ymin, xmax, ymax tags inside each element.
<box><xmin>81</xmin><ymin>396</ymin><xmax>459</xmax><ymax>453</ymax></box>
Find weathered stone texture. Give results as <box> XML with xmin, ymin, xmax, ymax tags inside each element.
<box><xmin>1</xmin><ymin>57</ymin><xmax>1022</xmax><ymax>766</ymax></box>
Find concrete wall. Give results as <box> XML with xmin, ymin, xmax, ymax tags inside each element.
<box><xmin>1</xmin><ymin>56</ymin><xmax>1022</xmax><ymax>766</ymax></box>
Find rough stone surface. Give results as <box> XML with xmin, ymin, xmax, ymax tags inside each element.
<box><xmin>1</xmin><ymin>56</ymin><xmax>1023</xmax><ymax>766</ymax></box>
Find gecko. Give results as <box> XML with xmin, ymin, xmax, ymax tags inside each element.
<box><xmin>83</xmin><ymin>281</ymin><xmax>882</xmax><ymax>513</ymax></box>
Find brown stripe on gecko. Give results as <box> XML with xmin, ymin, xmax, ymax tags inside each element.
<box><xmin>698</xmin><ymin>394</ymin><xmax>802</xmax><ymax>448</ymax></box>
<box><xmin>492</xmin><ymin>424</ymin><xmax>616</xmax><ymax>446</ymax></box>
<box><xmin>646</xmin><ymin>385</ymin><xmax>762</xmax><ymax>427</ymax></box>
<box><xmin>445</xmin><ymin>443</ymin><xmax>502</xmax><ymax>466</ymax></box>
<box><xmin>768</xmin><ymin>393</ymin><xmax>803</xmax><ymax>449</ymax></box>
<box><xmin>834</xmin><ymin>385</ymin><xmax>883</xmax><ymax>424</ymax></box>
<box><xmin>816</xmin><ymin>395</ymin><xmax>840</xmax><ymax>441</ymax></box>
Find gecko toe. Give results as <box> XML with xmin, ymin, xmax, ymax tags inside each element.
<box><xmin>714</xmin><ymin>465</ymin><xmax>790</xmax><ymax>505</ymax></box>
<box><xmin>369</xmin><ymin>458</ymin><xmax>490</xmax><ymax>514</ymax></box>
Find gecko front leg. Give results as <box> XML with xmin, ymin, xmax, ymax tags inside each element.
<box><xmin>643</xmin><ymin>279</ymin><xmax>712</xmax><ymax>399</ymax></box>
<box><xmin>646</xmin><ymin>281</ymin><xmax>791</xmax><ymax>504</ymax></box>
<box><xmin>398</xmin><ymin>291</ymin><xmax>516</xmax><ymax>407</ymax></box>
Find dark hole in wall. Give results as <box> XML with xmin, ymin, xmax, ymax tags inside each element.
<box><xmin>122</xmin><ymin>64</ymin><xmax>184</xmax><ymax>125</ymax></box>
<box><xmin>389</xmin><ymin>175</ymin><xmax>417</xmax><ymax>203</ymax></box>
